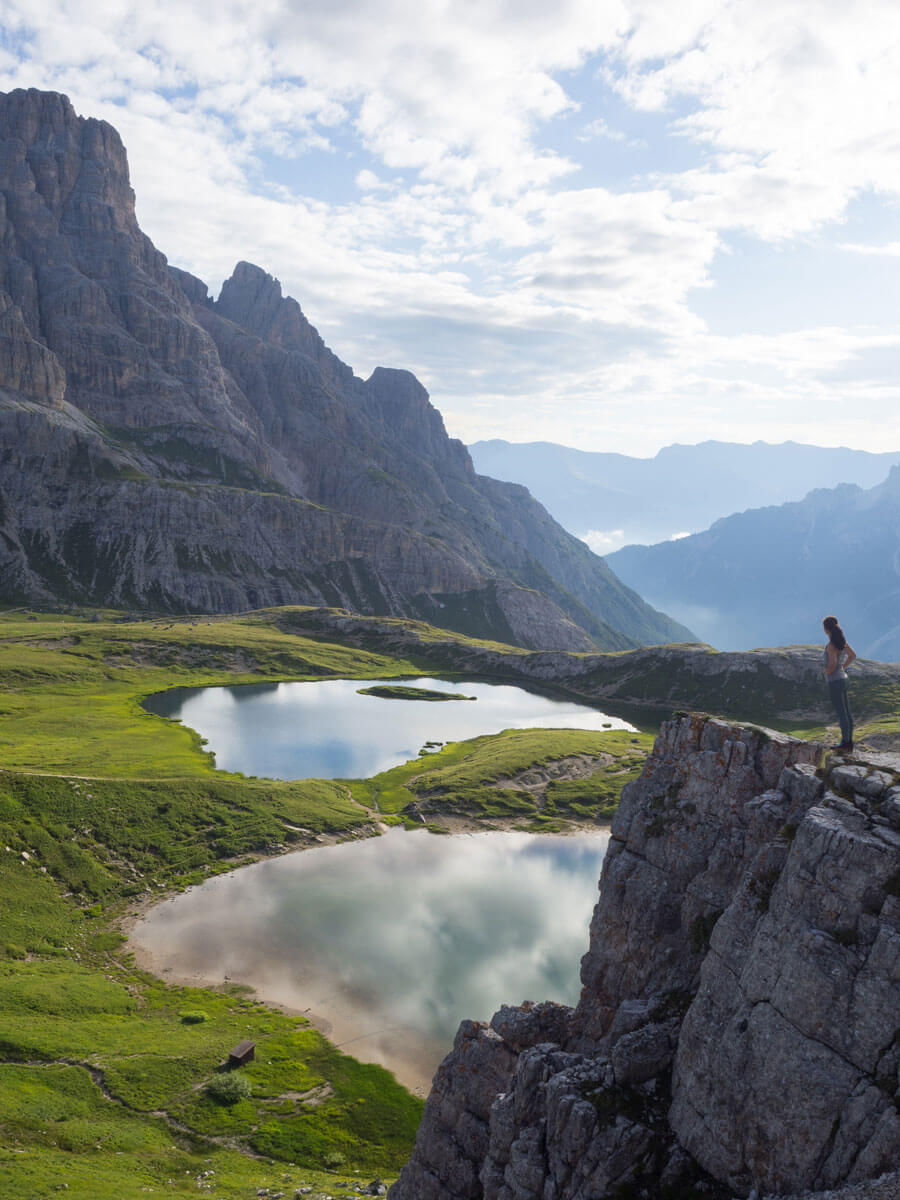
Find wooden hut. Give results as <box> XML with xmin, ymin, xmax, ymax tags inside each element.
<box><xmin>227</xmin><ymin>1039</ymin><xmax>255</xmax><ymax>1068</ymax></box>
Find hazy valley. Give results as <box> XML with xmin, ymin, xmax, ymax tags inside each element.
<box><xmin>607</xmin><ymin>467</ymin><xmax>900</xmax><ymax>660</ymax></box>
<box><xmin>470</xmin><ymin>438</ymin><xmax>900</xmax><ymax>551</ymax></box>
<box><xmin>472</xmin><ymin>439</ymin><xmax>900</xmax><ymax>661</ymax></box>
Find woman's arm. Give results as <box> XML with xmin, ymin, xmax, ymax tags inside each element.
<box><xmin>843</xmin><ymin>643</ymin><xmax>857</xmax><ymax>669</ymax></box>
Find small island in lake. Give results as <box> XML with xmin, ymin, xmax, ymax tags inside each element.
<box><xmin>357</xmin><ymin>684</ymin><xmax>476</xmax><ymax>702</ymax></box>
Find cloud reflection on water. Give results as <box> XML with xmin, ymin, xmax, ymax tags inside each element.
<box><xmin>132</xmin><ymin>829</ymin><xmax>609</xmax><ymax>1091</ymax></box>
<box><xmin>144</xmin><ymin>676</ymin><xmax>634</xmax><ymax>779</ymax></box>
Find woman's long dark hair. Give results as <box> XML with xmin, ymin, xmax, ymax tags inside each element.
<box><xmin>823</xmin><ymin>615</ymin><xmax>846</xmax><ymax>650</ymax></box>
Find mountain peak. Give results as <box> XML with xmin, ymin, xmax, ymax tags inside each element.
<box><xmin>878</xmin><ymin>462</ymin><xmax>900</xmax><ymax>494</ymax></box>
<box><xmin>364</xmin><ymin>365</ymin><xmax>461</xmax><ymax>462</ymax></box>
<box><xmin>216</xmin><ymin>262</ymin><xmax>286</xmax><ymax>330</ymax></box>
<box><xmin>0</xmin><ymin>87</ymin><xmax>691</xmax><ymax>653</ymax></box>
<box><xmin>0</xmin><ymin>87</ymin><xmax>134</xmax><ymax>225</ymax></box>
<box><xmin>367</xmin><ymin>365</ymin><xmax>428</xmax><ymax>398</ymax></box>
<box><xmin>0</xmin><ymin>87</ymin><xmax>78</xmax><ymax>138</ymax></box>
<box><xmin>215</xmin><ymin>261</ymin><xmax>352</xmax><ymax>387</ymax></box>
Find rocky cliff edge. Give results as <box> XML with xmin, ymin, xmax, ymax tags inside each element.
<box><xmin>390</xmin><ymin>717</ymin><xmax>900</xmax><ymax>1199</ymax></box>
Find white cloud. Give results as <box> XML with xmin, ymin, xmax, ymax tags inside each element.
<box><xmin>3</xmin><ymin>0</ymin><xmax>900</xmax><ymax>454</ymax></box>
<box><xmin>582</xmin><ymin>529</ymin><xmax>627</xmax><ymax>553</ymax></box>
<box><xmin>839</xmin><ymin>242</ymin><xmax>900</xmax><ymax>257</ymax></box>
<box><xmin>355</xmin><ymin>169</ymin><xmax>391</xmax><ymax>192</ymax></box>
<box><xmin>576</xmin><ymin>117</ymin><xmax>628</xmax><ymax>143</ymax></box>
<box><xmin>611</xmin><ymin>2</ymin><xmax>900</xmax><ymax>240</ymax></box>
<box><xmin>510</xmin><ymin>185</ymin><xmax>717</xmax><ymax>332</ymax></box>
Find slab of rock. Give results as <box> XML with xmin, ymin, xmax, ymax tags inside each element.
<box><xmin>388</xmin><ymin>1021</ymin><xmax>517</xmax><ymax>1200</ymax></box>
<box><xmin>670</xmin><ymin>795</ymin><xmax>900</xmax><ymax>1195</ymax></box>
<box><xmin>574</xmin><ymin>715</ymin><xmax>822</xmax><ymax>1045</ymax></box>
<box><xmin>389</xmin><ymin>717</ymin><xmax>900</xmax><ymax>1200</ymax></box>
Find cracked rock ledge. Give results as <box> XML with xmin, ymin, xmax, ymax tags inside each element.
<box><xmin>389</xmin><ymin>715</ymin><xmax>900</xmax><ymax>1200</ymax></box>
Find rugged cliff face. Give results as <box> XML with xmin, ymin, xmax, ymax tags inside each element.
<box><xmin>390</xmin><ymin>717</ymin><xmax>900</xmax><ymax>1199</ymax></box>
<box><xmin>0</xmin><ymin>87</ymin><xmax>690</xmax><ymax>653</ymax></box>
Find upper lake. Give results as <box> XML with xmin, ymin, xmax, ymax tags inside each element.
<box><xmin>144</xmin><ymin>676</ymin><xmax>636</xmax><ymax>779</ymax></box>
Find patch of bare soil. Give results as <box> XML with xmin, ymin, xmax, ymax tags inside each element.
<box><xmin>104</xmin><ymin>641</ymin><xmax>263</xmax><ymax>672</ymax></box>
<box><xmin>262</xmin><ymin>1083</ymin><xmax>334</xmax><ymax>1108</ymax></box>
<box><xmin>493</xmin><ymin>752</ymin><xmax>613</xmax><ymax>800</ymax></box>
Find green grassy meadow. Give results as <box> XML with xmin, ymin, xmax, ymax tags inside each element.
<box><xmin>0</xmin><ymin>608</ymin><xmax>653</xmax><ymax>1198</ymax></box>
<box><xmin>0</xmin><ymin>609</ymin><xmax>428</xmax><ymax>776</ymax></box>
<box><xmin>356</xmin><ymin>727</ymin><xmax>652</xmax><ymax>830</ymax></box>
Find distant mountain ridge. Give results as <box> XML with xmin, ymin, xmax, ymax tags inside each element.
<box><xmin>607</xmin><ymin>467</ymin><xmax>900</xmax><ymax>660</ymax></box>
<box><xmin>470</xmin><ymin>438</ymin><xmax>900</xmax><ymax>550</ymax></box>
<box><xmin>0</xmin><ymin>87</ymin><xmax>690</xmax><ymax>652</ymax></box>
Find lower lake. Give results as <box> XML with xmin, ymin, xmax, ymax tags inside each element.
<box><xmin>143</xmin><ymin>676</ymin><xmax>635</xmax><ymax>779</ymax></box>
<box><xmin>129</xmin><ymin>828</ymin><xmax>609</xmax><ymax>1094</ymax></box>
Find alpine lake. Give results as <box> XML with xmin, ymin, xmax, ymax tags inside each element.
<box><xmin>132</xmin><ymin>677</ymin><xmax>633</xmax><ymax>1092</ymax></box>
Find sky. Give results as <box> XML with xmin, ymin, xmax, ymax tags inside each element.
<box><xmin>3</xmin><ymin>0</ymin><xmax>900</xmax><ymax>455</ymax></box>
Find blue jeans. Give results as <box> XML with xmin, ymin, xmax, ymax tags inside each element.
<box><xmin>828</xmin><ymin>677</ymin><xmax>853</xmax><ymax>746</ymax></box>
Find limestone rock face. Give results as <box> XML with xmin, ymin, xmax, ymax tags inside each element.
<box><xmin>0</xmin><ymin>89</ymin><xmax>260</xmax><ymax>456</ymax></box>
<box><xmin>0</xmin><ymin>291</ymin><xmax>65</xmax><ymax>405</ymax></box>
<box><xmin>0</xmin><ymin>86</ymin><xmax>691</xmax><ymax>652</ymax></box>
<box><xmin>215</xmin><ymin>260</ymin><xmax>354</xmax><ymax>394</ymax></box>
<box><xmin>574</xmin><ymin>716</ymin><xmax>823</xmax><ymax>1045</ymax></box>
<box><xmin>669</xmin><ymin>765</ymin><xmax>900</xmax><ymax>1194</ymax></box>
<box><xmin>388</xmin><ymin>1020</ymin><xmax>519</xmax><ymax>1200</ymax></box>
<box><xmin>389</xmin><ymin>718</ymin><xmax>900</xmax><ymax>1200</ymax></box>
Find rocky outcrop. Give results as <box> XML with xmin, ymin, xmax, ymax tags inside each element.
<box><xmin>0</xmin><ymin>87</ymin><xmax>691</xmax><ymax>653</ymax></box>
<box><xmin>214</xmin><ymin>259</ymin><xmax>354</xmax><ymax>394</ymax></box>
<box><xmin>390</xmin><ymin>717</ymin><xmax>900</xmax><ymax>1199</ymax></box>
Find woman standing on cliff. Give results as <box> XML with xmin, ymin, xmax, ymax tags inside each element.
<box><xmin>823</xmin><ymin>615</ymin><xmax>856</xmax><ymax>752</ymax></box>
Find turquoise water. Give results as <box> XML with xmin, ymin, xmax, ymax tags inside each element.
<box><xmin>144</xmin><ymin>676</ymin><xmax>635</xmax><ymax>779</ymax></box>
<box><xmin>130</xmin><ymin>828</ymin><xmax>609</xmax><ymax>1092</ymax></box>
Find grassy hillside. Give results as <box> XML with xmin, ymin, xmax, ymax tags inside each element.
<box><xmin>0</xmin><ymin>837</ymin><xmax>422</xmax><ymax>1200</ymax></box>
<box><xmin>356</xmin><ymin>728</ymin><xmax>651</xmax><ymax>830</ymax></box>
<box><xmin>0</xmin><ymin>608</ymin><xmax>653</xmax><ymax>1199</ymax></box>
<box><xmin>6</xmin><ymin>604</ymin><xmax>898</xmax><ymax>1198</ymax></box>
<box><xmin>0</xmin><ymin>606</ymin><xmax>430</xmax><ymax>1198</ymax></box>
<box><xmin>0</xmin><ymin>610</ymin><xmax>427</xmax><ymax>776</ymax></box>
